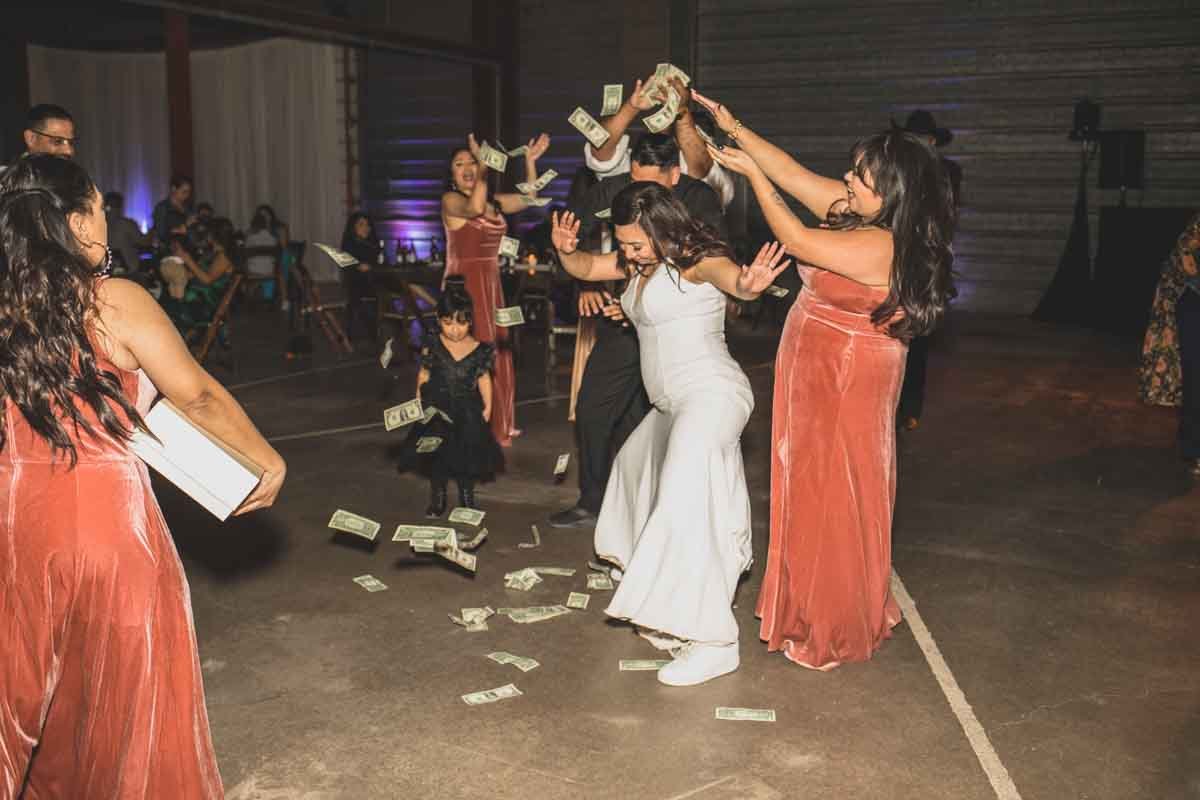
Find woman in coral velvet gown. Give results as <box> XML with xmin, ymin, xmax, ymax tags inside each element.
<box><xmin>699</xmin><ymin>91</ymin><xmax>957</xmax><ymax>670</ymax></box>
<box><xmin>442</xmin><ymin>133</ymin><xmax>550</xmax><ymax>447</ymax></box>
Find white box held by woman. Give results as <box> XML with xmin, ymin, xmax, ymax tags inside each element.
<box><xmin>129</xmin><ymin>399</ymin><xmax>264</xmax><ymax>521</ymax></box>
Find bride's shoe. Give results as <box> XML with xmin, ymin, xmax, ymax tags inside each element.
<box><xmin>657</xmin><ymin>642</ymin><xmax>739</xmax><ymax>686</ymax></box>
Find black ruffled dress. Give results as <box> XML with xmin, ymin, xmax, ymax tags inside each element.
<box><xmin>398</xmin><ymin>333</ymin><xmax>503</xmax><ymax>482</ymax></box>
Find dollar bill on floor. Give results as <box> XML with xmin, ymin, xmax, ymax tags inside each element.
<box><xmin>462</xmin><ymin>683</ymin><xmax>522</xmax><ymax>705</ymax></box>
<box><xmin>448</xmin><ymin>507</ymin><xmax>486</xmax><ymax>526</ymax></box>
<box><xmin>531</xmin><ymin>169</ymin><xmax>558</xmax><ymax>192</ymax></box>
<box><xmin>462</xmin><ymin>607</ymin><xmax>495</xmax><ymax>625</ymax></box>
<box><xmin>415</xmin><ymin>436</ymin><xmax>442</xmax><ymax>454</ymax></box>
<box><xmin>764</xmin><ymin>285</ymin><xmax>789</xmax><ymax>298</ymax></box>
<box><xmin>554</xmin><ymin>453</ymin><xmax>570</xmax><ymax>477</ymax></box>
<box><xmin>587</xmin><ymin>560</ymin><xmax>609</xmax><ymax>573</ymax></box>
<box><xmin>448</xmin><ymin>613</ymin><xmax>487</xmax><ymax>631</ymax></box>
<box><xmin>487</xmin><ymin>651</ymin><xmax>514</xmax><ymax>665</ymax></box>
<box><xmin>715</xmin><ymin>707</ymin><xmax>776</xmax><ymax>722</ymax></box>
<box><xmin>507</xmin><ymin>605</ymin><xmax>571</xmax><ymax>624</ymax></box>
<box><xmin>587</xmin><ymin>573</ymin><xmax>615</xmax><ymax>591</ymax></box>
<box><xmin>566</xmin><ymin>592</ymin><xmax>590</xmax><ymax>610</ymax></box>
<box><xmin>384</xmin><ymin>398</ymin><xmax>424</xmax><ymax>431</ymax></box>
<box><xmin>457</xmin><ymin>527</ymin><xmax>488</xmax><ymax>551</ymax></box>
<box><xmin>393</xmin><ymin>524</ymin><xmax>456</xmax><ymax>543</ymax></box>
<box><xmin>522</xmin><ymin>196</ymin><xmax>551</xmax><ymax>207</ymax></box>
<box><xmin>477</xmin><ymin>141</ymin><xmax>508</xmax><ymax>172</ymax></box>
<box><xmin>568</xmin><ymin>106</ymin><xmax>611</xmax><ymax>149</ymax></box>
<box><xmin>495</xmin><ymin>306</ymin><xmax>526</xmax><ymax>327</ymax></box>
<box><xmin>509</xmin><ymin>655</ymin><xmax>540</xmax><ymax>672</ymax></box>
<box><xmin>437</xmin><ymin>545</ymin><xmax>477</xmax><ymax>573</ymax></box>
<box><xmin>353</xmin><ymin>574</ymin><xmax>388</xmax><ymax>592</ymax></box>
<box><xmin>619</xmin><ymin>659</ymin><xmax>671</xmax><ymax>671</ymax></box>
<box><xmin>329</xmin><ymin>509</ymin><xmax>381</xmax><ymax>541</ymax></box>
<box><xmin>601</xmin><ymin>83</ymin><xmax>623</xmax><ymax>116</ymax></box>
<box><xmin>499</xmin><ymin>236</ymin><xmax>520</xmax><ymax>259</ymax></box>
<box><xmin>517</xmin><ymin>524</ymin><xmax>541</xmax><ymax>550</ymax></box>
<box><xmin>532</xmin><ymin>566</ymin><xmax>574</xmax><ymax>576</ymax></box>
<box><xmin>504</xmin><ymin>568</ymin><xmax>543</xmax><ymax>591</ymax></box>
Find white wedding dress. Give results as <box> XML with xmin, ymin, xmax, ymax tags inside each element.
<box><xmin>594</xmin><ymin>264</ymin><xmax>754</xmax><ymax>647</ymax></box>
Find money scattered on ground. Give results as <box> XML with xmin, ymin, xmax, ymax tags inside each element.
<box><xmin>554</xmin><ymin>453</ymin><xmax>570</xmax><ymax>476</ymax></box>
<box><xmin>522</xmin><ymin>196</ymin><xmax>551</xmax><ymax>207</ymax></box>
<box><xmin>462</xmin><ymin>607</ymin><xmax>495</xmax><ymax>625</ymax></box>
<box><xmin>448</xmin><ymin>613</ymin><xmax>488</xmax><ymax>632</ymax></box>
<box><xmin>601</xmin><ymin>83</ymin><xmax>624</xmax><ymax>116</ymax></box>
<box><xmin>594</xmin><ymin>208</ymin><xmax>611</xmax><ymax>219</ymax></box>
<box><xmin>619</xmin><ymin>659</ymin><xmax>671</xmax><ymax>671</ymax></box>
<box><xmin>504</xmin><ymin>605</ymin><xmax>571</xmax><ymax>624</ymax></box>
<box><xmin>313</xmin><ymin>242</ymin><xmax>359</xmax><ymax>269</ymax></box>
<box><xmin>569</xmin><ymin>107</ymin><xmax>611</xmax><ymax>149</ymax></box>
<box><xmin>715</xmin><ymin>707</ymin><xmax>776</xmax><ymax>722</ymax></box>
<box><xmin>495</xmin><ymin>306</ymin><xmax>526</xmax><ymax>327</ymax></box>
<box><xmin>477</xmin><ymin>141</ymin><xmax>508</xmax><ymax>172</ymax></box>
<box><xmin>499</xmin><ymin>236</ymin><xmax>520</xmax><ymax>259</ymax></box>
<box><xmin>385</xmin><ymin>399</ymin><xmax>423</xmax><ymax>431</ymax></box>
<box><xmin>416</xmin><ymin>436</ymin><xmax>442</xmax><ymax>453</ymax></box>
<box><xmin>504</xmin><ymin>568</ymin><xmax>543</xmax><ymax>591</ymax></box>
<box><xmin>532</xmin><ymin>566</ymin><xmax>574</xmax><ymax>577</ymax></box>
<box><xmin>462</xmin><ymin>683</ymin><xmax>522</xmax><ymax>705</ymax></box>
<box><xmin>437</xmin><ymin>545</ymin><xmax>477</xmax><ymax>573</ymax></box>
<box><xmin>507</xmin><ymin>145</ymin><xmax>528</xmax><ymax>157</ymax></box>
<box><xmin>587</xmin><ymin>560</ymin><xmax>608</xmax><ymax>573</ymax></box>
<box><xmin>566</xmin><ymin>592</ymin><xmax>590</xmax><ymax>610</ymax></box>
<box><xmin>764</xmin><ymin>285</ymin><xmax>789</xmax><ymax>298</ymax></box>
<box><xmin>587</xmin><ymin>573</ymin><xmax>615</xmax><ymax>591</ymax></box>
<box><xmin>353</xmin><ymin>574</ymin><xmax>388</xmax><ymax>592</ymax></box>
<box><xmin>517</xmin><ymin>524</ymin><xmax>542</xmax><ymax>550</ymax></box>
<box><xmin>413</xmin><ymin>540</ymin><xmax>437</xmax><ymax>553</ymax></box>
<box><xmin>329</xmin><ymin>509</ymin><xmax>381</xmax><ymax>541</ymax></box>
<box><xmin>487</xmin><ymin>652</ymin><xmax>540</xmax><ymax>672</ymax></box>
<box><xmin>457</xmin><ymin>527</ymin><xmax>489</xmax><ymax>551</ymax></box>
<box><xmin>448</xmin><ymin>507</ymin><xmax>486</xmax><ymax>526</ymax></box>
<box><xmin>393</xmin><ymin>525</ymin><xmax>457</xmax><ymax>543</ymax></box>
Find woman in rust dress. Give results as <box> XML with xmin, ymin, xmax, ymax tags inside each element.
<box><xmin>0</xmin><ymin>155</ymin><xmax>285</xmax><ymax>796</ymax></box>
<box><xmin>442</xmin><ymin>132</ymin><xmax>550</xmax><ymax>446</ymax></box>
<box><xmin>699</xmin><ymin>93</ymin><xmax>957</xmax><ymax>670</ymax></box>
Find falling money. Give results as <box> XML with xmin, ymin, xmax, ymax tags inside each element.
<box><xmin>507</xmin><ymin>145</ymin><xmax>528</xmax><ymax>157</ymax></box>
<box><xmin>522</xmin><ymin>196</ymin><xmax>551</xmax><ymax>207</ymax></box>
<box><xmin>328</xmin><ymin>509</ymin><xmax>381</xmax><ymax>541</ymax></box>
<box><xmin>568</xmin><ymin>107</ymin><xmax>611</xmax><ymax>149</ymax></box>
<box><xmin>601</xmin><ymin>83</ymin><xmax>624</xmax><ymax>116</ymax></box>
<box><xmin>462</xmin><ymin>684</ymin><xmax>522</xmax><ymax>705</ymax></box>
<box><xmin>531</xmin><ymin>169</ymin><xmax>558</xmax><ymax>193</ymax></box>
<box><xmin>495</xmin><ymin>306</ymin><xmax>526</xmax><ymax>327</ymax></box>
<box><xmin>352</xmin><ymin>574</ymin><xmax>388</xmax><ymax>592</ymax></box>
<box><xmin>312</xmin><ymin>242</ymin><xmax>360</xmax><ymax>269</ymax></box>
<box><xmin>554</xmin><ymin>453</ymin><xmax>570</xmax><ymax>476</ymax></box>
<box><xmin>416</xmin><ymin>436</ymin><xmax>442</xmax><ymax>454</ymax></box>
<box><xmin>594</xmin><ymin>208</ymin><xmax>612</xmax><ymax>219</ymax></box>
<box><xmin>499</xmin><ymin>236</ymin><xmax>520</xmax><ymax>259</ymax></box>
<box><xmin>384</xmin><ymin>399</ymin><xmax>424</xmax><ymax>431</ymax></box>
<box><xmin>764</xmin><ymin>285</ymin><xmax>789</xmax><ymax>298</ymax></box>
<box><xmin>448</xmin><ymin>507</ymin><xmax>486</xmax><ymax>526</ymax></box>
<box><xmin>477</xmin><ymin>141</ymin><xmax>508</xmax><ymax>172</ymax></box>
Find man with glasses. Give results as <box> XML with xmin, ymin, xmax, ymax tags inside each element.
<box><xmin>23</xmin><ymin>104</ymin><xmax>77</xmax><ymax>158</ymax></box>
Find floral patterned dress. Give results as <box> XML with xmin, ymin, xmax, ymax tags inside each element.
<box><xmin>1139</xmin><ymin>213</ymin><xmax>1200</xmax><ymax>407</ymax></box>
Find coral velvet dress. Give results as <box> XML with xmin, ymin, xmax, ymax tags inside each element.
<box><xmin>0</xmin><ymin>356</ymin><xmax>223</xmax><ymax>797</ymax></box>
<box><xmin>443</xmin><ymin>214</ymin><xmax>516</xmax><ymax>446</ymax></box>
<box><xmin>757</xmin><ymin>265</ymin><xmax>906</xmax><ymax>670</ymax></box>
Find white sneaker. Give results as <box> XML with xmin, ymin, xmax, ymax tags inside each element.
<box><xmin>656</xmin><ymin>642</ymin><xmax>739</xmax><ymax>686</ymax></box>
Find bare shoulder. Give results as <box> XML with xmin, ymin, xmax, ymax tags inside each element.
<box><xmin>95</xmin><ymin>277</ymin><xmax>157</xmax><ymax>317</ymax></box>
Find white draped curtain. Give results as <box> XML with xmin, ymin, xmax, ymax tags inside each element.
<box><xmin>27</xmin><ymin>38</ymin><xmax>346</xmax><ymax>281</ymax></box>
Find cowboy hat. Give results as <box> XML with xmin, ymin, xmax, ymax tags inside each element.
<box><xmin>894</xmin><ymin>109</ymin><xmax>953</xmax><ymax>147</ymax></box>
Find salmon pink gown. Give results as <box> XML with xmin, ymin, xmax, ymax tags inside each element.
<box><xmin>444</xmin><ymin>214</ymin><xmax>516</xmax><ymax>447</ymax></box>
<box><xmin>757</xmin><ymin>265</ymin><xmax>906</xmax><ymax>670</ymax></box>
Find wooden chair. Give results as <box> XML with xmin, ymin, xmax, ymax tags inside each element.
<box><xmin>374</xmin><ymin>269</ymin><xmax>440</xmax><ymax>361</ymax></box>
<box><xmin>240</xmin><ymin>243</ymin><xmax>282</xmax><ymax>309</ymax></box>
<box><xmin>292</xmin><ymin>260</ymin><xmax>353</xmax><ymax>355</ymax></box>
<box><xmin>192</xmin><ymin>274</ymin><xmax>244</xmax><ymax>371</ymax></box>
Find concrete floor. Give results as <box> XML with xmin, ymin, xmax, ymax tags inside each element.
<box><xmin>161</xmin><ymin>304</ymin><xmax>1200</xmax><ymax>800</ymax></box>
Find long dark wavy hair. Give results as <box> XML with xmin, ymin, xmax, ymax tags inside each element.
<box><xmin>611</xmin><ymin>181</ymin><xmax>734</xmax><ymax>285</ymax></box>
<box><xmin>340</xmin><ymin>211</ymin><xmax>376</xmax><ymax>250</ymax></box>
<box><xmin>825</xmin><ymin>129</ymin><xmax>957</xmax><ymax>340</ymax></box>
<box><xmin>446</xmin><ymin>146</ymin><xmax>495</xmax><ymax>202</ymax></box>
<box><xmin>0</xmin><ymin>154</ymin><xmax>145</xmax><ymax>465</ymax></box>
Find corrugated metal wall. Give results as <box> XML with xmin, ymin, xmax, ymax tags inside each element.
<box><xmin>695</xmin><ymin>0</ymin><xmax>1200</xmax><ymax>312</ymax></box>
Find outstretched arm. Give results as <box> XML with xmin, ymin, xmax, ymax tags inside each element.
<box><xmin>694</xmin><ymin>241</ymin><xmax>792</xmax><ymax>300</ymax></box>
<box><xmin>670</xmin><ymin>78</ymin><xmax>713</xmax><ymax>180</ymax></box>
<box><xmin>590</xmin><ymin>77</ymin><xmax>656</xmax><ymax>163</ymax></box>
<box><xmin>551</xmin><ymin>210</ymin><xmax>625</xmax><ymax>282</ymax></box>
<box><xmin>497</xmin><ymin>133</ymin><xmax>552</xmax><ymax>214</ymax></box>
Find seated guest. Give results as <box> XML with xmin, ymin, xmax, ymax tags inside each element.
<box><xmin>152</xmin><ymin>174</ymin><xmax>193</xmax><ymax>247</ymax></box>
<box><xmin>340</xmin><ymin>211</ymin><xmax>380</xmax><ymax>344</ymax></box>
<box><xmin>170</xmin><ymin>217</ymin><xmax>237</xmax><ymax>312</ymax></box>
<box><xmin>103</xmin><ymin>191</ymin><xmax>145</xmax><ymax>274</ymax></box>
<box><xmin>195</xmin><ymin>202</ymin><xmax>214</xmax><ymax>223</ymax></box>
<box><xmin>244</xmin><ymin>208</ymin><xmax>280</xmax><ymax>300</ymax></box>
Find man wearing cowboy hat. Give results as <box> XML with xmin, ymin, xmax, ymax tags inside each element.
<box><xmin>895</xmin><ymin>109</ymin><xmax>962</xmax><ymax>431</ymax></box>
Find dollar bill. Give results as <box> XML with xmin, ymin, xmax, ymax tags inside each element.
<box><xmin>566</xmin><ymin>592</ymin><xmax>590</xmax><ymax>610</ymax></box>
<box><xmin>594</xmin><ymin>208</ymin><xmax>611</xmax><ymax>219</ymax></box>
<box><xmin>313</xmin><ymin>242</ymin><xmax>360</xmax><ymax>269</ymax></box>
<box><xmin>515</xmin><ymin>181</ymin><xmax>532</xmax><ymax>195</ymax></box>
<box><xmin>521</xmin><ymin>196</ymin><xmax>551</xmax><ymax>207</ymax></box>
<box><xmin>437</xmin><ymin>546</ymin><xmax>477</xmax><ymax>573</ymax></box>
<box><xmin>619</xmin><ymin>659</ymin><xmax>671</xmax><ymax>671</ymax></box>
<box><xmin>503</xmin><ymin>568</ymin><xmax>543</xmax><ymax>591</ymax></box>
<box><xmin>384</xmin><ymin>399</ymin><xmax>423</xmax><ymax>431</ymax></box>
<box><xmin>462</xmin><ymin>607</ymin><xmax>495</xmax><ymax>625</ymax></box>
<box><xmin>413</xmin><ymin>540</ymin><xmax>437</xmax><ymax>553</ymax></box>
<box><xmin>554</xmin><ymin>453</ymin><xmax>570</xmax><ymax>475</ymax></box>
<box><xmin>499</xmin><ymin>236</ymin><xmax>520</xmax><ymax>259</ymax></box>
<box><xmin>416</xmin><ymin>436</ymin><xmax>442</xmax><ymax>453</ymax></box>
<box><xmin>764</xmin><ymin>285</ymin><xmax>789</xmax><ymax>298</ymax></box>
<box><xmin>458</xmin><ymin>527</ymin><xmax>489</xmax><ymax>551</ymax></box>
<box><xmin>643</xmin><ymin>89</ymin><xmax>680</xmax><ymax>134</ymax></box>
<box><xmin>495</xmin><ymin>306</ymin><xmax>526</xmax><ymax>327</ymax></box>
<box><xmin>532</xmin><ymin>566</ymin><xmax>575</xmax><ymax>577</ymax></box>
<box><xmin>510</xmin><ymin>656</ymin><xmax>540</xmax><ymax>672</ymax></box>
<box><xmin>462</xmin><ymin>684</ymin><xmax>522</xmax><ymax>705</ymax></box>
<box><xmin>507</xmin><ymin>145</ymin><xmax>528</xmax><ymax>157</ymax></box>
<box><xmin>353</xmin><ymin>574</ymin><xmax>388</xmax><ymax>592</ymax></box>
<box><xmin>507</xmin><ymin>605</ymin><xmax>571</xmax><ymax>624</ymax></box>
<box><xmin>601</xmin><ymin>83</ymin><xmax>624</xmax><ymax>116</ymax></box>
<box><xmin>715</xmin><ymin>707</ymin><xmax>776</xmax><ymax>722</ymax></box>
<box><xmin>329</xmin><ymin>509</ymin><xmax>381</xmax><ymax>541</ymax></box>
<box><xmin>587</xmin><ymin>573</ymin><xmax>615</xmax><ymax>591</ymax></box>
<box><xmin>448</xmin><ymin>507</ymin><xmax>486</xmax><ymax>526</ymax></box>
<box><xmin>517</xmin><ymin>525</ymin><xmax>542</xmax><ymax>550</ymax></box>
<box><xmin>643</xmin><ymin>62</ymin><xmax>691</xmax><ymax>106</ymax></box>
<box><xmin>587</xmin><ymin>560</ymin><xmax>608</xmax><ymax>572</ymax></box>
<box><xmin>449</xmin><ymin>613</ymin><xmax>488</xmax><ymax>632</ymax></box>
<box><xmin>487</xmin><ymin>651</ymin><xmax>514</xmax><ymax>665</ymax></box>
<box><xmin>477</xmin><ymin>141</ymin><xmax>508</xmax><ymax>172</ymax></box>
<box><xmin>568</xmin><ymin>107</ymin><xmax>611</xmax><ymax>149</ymax></box>
<box><xmin>393</xmin><ymin>524</ymin><xmax>456</xmax><ymax>543</ymax></box>
<box><xmin>421</xmin><ymin>405</ymin><xmax>453</xmax><ymax>425</ymax></box>
<box><xmin>531</xmin><ymin>169</ymin><xmax>558</xmax><ymax>193</ymax></box>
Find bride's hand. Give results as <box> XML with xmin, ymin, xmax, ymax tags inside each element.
<box><xmin>706</xmin><ymin>143</ymin><xmax>761</xmax><ymax>178</ymax></box>
<box><xmin>526</xmin><ymin>132</ymin><xmax>551</xmax><ymax>161</ymax></box>
<box><xmin>690</xmin><ymin>90</ymin><xmax>738</xmax><ymax>133</ymax></box>
<box><xmin>551</xmin><ymin>211</ymin><xmax>581</xmax><ymax>255</ymax></box>
<box><xmin>736</xmin><ymin>241</ymin><xmax>792</xmax><ymax>296</ymax></box>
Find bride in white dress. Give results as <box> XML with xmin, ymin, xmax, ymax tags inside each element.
<box><xmin>551</xmin><ymin>182</ymin><xmax>789</xmax><ymax>686</ymax></box>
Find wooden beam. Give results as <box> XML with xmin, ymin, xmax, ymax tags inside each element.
<box><xmin>164</xmin><ymin>10</ymin><xmax>195</xmax><ymax>179</ymax></box>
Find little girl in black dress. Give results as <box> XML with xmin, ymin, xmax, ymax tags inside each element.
<box><xmin>398</xmin><ymin>282</ymin><xmax>503</xmax><ymax>516</ymax></box>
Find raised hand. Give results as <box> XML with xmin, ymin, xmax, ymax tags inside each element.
<box><xmin>551</xmin><ymin>211</ymin><xmax>581</xmax><ymax>255</ymax></box>
<box><xmin>526</xmin><ymin>132</ymin><xmax>551</xmax><ymax>161</ymax></box>
<box><xmin>629</xmin><ymin>77</ymin><xmax>656</xmax><ymax>111</ymax></box>
<box><xmin>667</xmin><ymin>77</ymin><xmax>692</xmax><ymax>110</ymax></box>
<box><xmin>706</xmin><ymin>142</ymin><xmax>761</xmax><ymax>177</ymax></box>
<box><xmin>467</xmin><ymin>132</ymin><xmax>484</xmax><ymax>165</ymax></box>
<box><xmin>691</xmin><ymin>90</ymin><xmax>737</xmax><ymax>133</ymax></box>
<box><xmin>736</xmin><ymin>241</ymin><xmax>792</xmax><ymax>296</ymax></box>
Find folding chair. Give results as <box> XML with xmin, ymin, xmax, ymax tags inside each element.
<box><xmin>293</xmin><ymin>261</ymin><xmax>353</xmax><ymax>355</ymax></box>
<box><xmin>375</xmin><ymin>270</ymin><xmax>440</xmax><ymax>361</ymax></box>
<box><xmin>192</xmin><ymin>274</ymin><xmax>244</xmax><ymax>371</ymax></box>
<box><xmin>240</xmin><ymin>244</ymin><xmax>282</xmax><ymax>310</ymax></box>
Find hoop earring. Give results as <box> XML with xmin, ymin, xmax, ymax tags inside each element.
<box><xmin>95</xmin><ymin>245</ymin><xmax>114</xmax><ymax>277</ymax></box>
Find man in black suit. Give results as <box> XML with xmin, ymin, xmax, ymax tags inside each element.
<box><xmin>549</xmin><ymin>133</ymin><xmax>726</xmax><ymax>527</ymax></box>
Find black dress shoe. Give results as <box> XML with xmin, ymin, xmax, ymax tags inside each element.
<box><xmin>425</xmin><ymin>485</ymin><xmax>447</xmax><ymax>518</ymax></box>
<box><xmin>548</xmin><ymin>506</ymin><xmax>598</xmax><ymax>528</ymax></box>
<box><xmin>458</xmin><ymin>482</ymin><xmax>477</xmax><ymax>510</ymax></box>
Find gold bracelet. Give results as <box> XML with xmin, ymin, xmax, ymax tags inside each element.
<box><xmin>728</xmin><ymin>120</ymin><xmax>744</xmax><ymax>140</ymax></box>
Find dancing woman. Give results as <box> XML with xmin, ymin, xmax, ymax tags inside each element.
<box><xmin>696</xmin><ymin>91</ymin><xmax>956</xmax><ymax>671</ymax></box>
<box><xmin>550</xmin><ymin>182</ymin><xmax>790</xmax><ymax>686</ymax></box>
<box><xmin>442</xmin><ymin>132</ymin><xmax>550</xmax><ymax>446</ymax></box>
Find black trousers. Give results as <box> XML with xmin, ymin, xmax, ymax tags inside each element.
<box><xmin>574</xmin><ymin>323</ymin><xmax>650</xmax><ymax>512</ymax></box>
<box><xmin>898</xmin><ymin>334</ymin><xmax>929</xmax><ymax>420</ymax></box>
<box><xmin>343</xmin><ymin>270</ymin><xmax>377</xmax><ymax>342</ymax></box>
<box><xmin>1177</xmin><ymin>289</ymin><xmax>1200</xmax><ymax>460</ymax></box>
